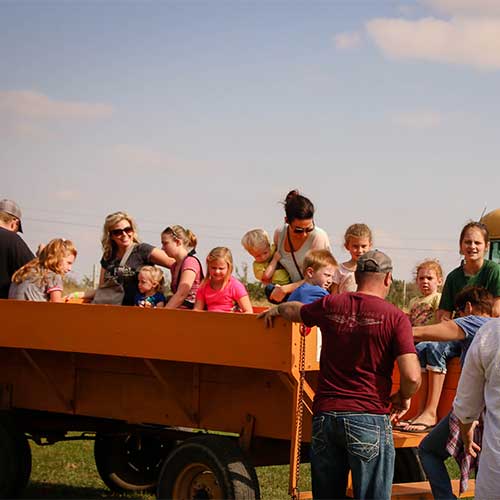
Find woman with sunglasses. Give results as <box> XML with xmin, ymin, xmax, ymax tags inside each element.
<box><xmin>97</xmin><ymin>211</ymin><xmax>174</xmax><ymax>306</ymax></box>
<box><xmin>269</xmin><ymin>190</ymin><xmax>332</xmax><ymax>302</ymax></box>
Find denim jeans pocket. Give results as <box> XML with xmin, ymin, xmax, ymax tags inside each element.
<box><xmin>311</xmin><ymin>415</ymin><xmax>327</xmax><ymax>454</ymax></box>
<box><xmin>344</xmin><ymin>418</ymin><xmax>380</xmax><ymax>462</ymax></box>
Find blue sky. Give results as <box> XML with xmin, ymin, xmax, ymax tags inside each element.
<box><xmin>2</xmin><ymin>0</ymin><xmax>500</xmax><ymax>284</ymax></box>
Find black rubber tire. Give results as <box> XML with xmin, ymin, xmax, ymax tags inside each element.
<box><xmin>157</xmin><ymin>435</ymin><xmax>260</xmax><ymax>500</ymax></box>
<box><xmin>0</xmin><ymin>415</ymin><xmax>31</xmax><ymax>498</ymax></box>
<box><xmin>393</xmin><ymin>447</ymin><xmax>427</xmax><ymax>483</ymax></box>
<box><xmin>94</xmin><ymin>432</ymin><xmax>173</xmax><ymax>493</ymax></box>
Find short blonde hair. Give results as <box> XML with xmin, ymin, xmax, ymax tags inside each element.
<box><xmin>344</xmin><ymin>223</ymin><xmax>373</xmax><ymax>246</ymax></box>
<box><xmin>414</xmin><ymin>259</ymin><xmax>443</xmax><ymax>282</ymax></box>
<box><xmin>302</xmin><ymin>249</ymin><xmax>338</xmax><ymax>274</ymax></box>
<box><xmin>241</xmin><ymin>229</ymin><xmax>271</xmax><ymax>252</ymax></box>
<box><xmin>138</xmin><ymin>265</ymin><xmax>165</xmax><ymax>293</ymax></box>
<box><xmin>101</xmin><ymin>211</ymin><xmax>140</xmax><ymax>260</ymax></box>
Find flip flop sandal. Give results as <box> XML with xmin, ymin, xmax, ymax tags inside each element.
<box><xmin>392</xmin><ymin>419</ymin><xmax>413</xmax><ymax>429</ymax></box>
<box><xmin>400</xmin><ymin>422</ymin><xmax>435</xmax><ymax>433</ymax></box>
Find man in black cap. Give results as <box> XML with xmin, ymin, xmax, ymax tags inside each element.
<box><xmin>260</xmin><ymin>250</ymin><xmax>421</xmax><ymax>500</ymax></box>
<box><xmin>0</xmin><ymin>199</ymin><xmax>35</xmax><ymax>298</ymax></box>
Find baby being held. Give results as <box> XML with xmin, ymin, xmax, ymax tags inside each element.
<box><xmin>288</xmin><ymin>249</ymin><xmax>337</xmax><ymax>304</ymax></box>
<box><xmin>135</xmin><ymin>265</ymin><xmax>166</xmax><ymax>308</ymax></box>
<box><xmin>241</xmin><ymin>229</ymin><xmax>290</xmax><ymax>286</ymax></box>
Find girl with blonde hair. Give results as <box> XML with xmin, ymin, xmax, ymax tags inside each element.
<box><xmin>9</xmin><ymin>238</ymin><xmax>77</xmax><ymax>302</ymax></box>
<box><xmin>194</xmin><ymin>247</ymin><xmax>252</xmax><ymax>313</ymax></box>
<box><xmin>135</xmin><ymin>265</ymin><xmax>166</xmax><ymax>308</ymax></box>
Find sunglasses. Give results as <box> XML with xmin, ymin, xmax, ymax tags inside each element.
<box><xmin>293</xmin><ymin>223</ymin><xmax>315</xmax><ymax>234</ymax></box>
<box><xmin>110</xmin><ymin>226</ymin><xmax>133</xmax><ymax>237</ymax></box>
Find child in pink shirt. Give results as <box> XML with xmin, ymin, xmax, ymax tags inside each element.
<box><xmin>194</xmin><ymin>247</ymin><xmax>253</xmax><ymax>313</ymax></box>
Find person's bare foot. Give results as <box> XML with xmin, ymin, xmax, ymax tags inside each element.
<box><xmin>401</xmin><ymin>411</ymin><xmax>437</xmax><ymax>432</ymax></box>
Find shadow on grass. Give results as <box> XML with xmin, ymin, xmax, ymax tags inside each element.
<box><xmin>22</xmin><ymin>481</ymin><xmax>152</xmax><ymax>499</ymax></box>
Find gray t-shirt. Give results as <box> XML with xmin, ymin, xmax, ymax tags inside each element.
<box><xmin>8</xmin><ymin>270</ymin><xmax>63</xmax><ymax>301</ymax></box>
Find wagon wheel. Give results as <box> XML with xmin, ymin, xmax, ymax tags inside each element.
<box><xmin>393</xmin><ymin>447</ymin><xmax>426</xmax><ymax>483</ymax></box>
<box><xmin>0</xmin><ymin>414</ymin><xmax>31</xmax><ymax>498</ymax></box>
<box><xmin>157</xmin><ymin>435</ymin><xmax>260</xmax><ymax>499</ymax></box>
<box><xmin>94</xmin><ymin>432</ymin><xmax>173</xmax><ymax>493</ymax></box>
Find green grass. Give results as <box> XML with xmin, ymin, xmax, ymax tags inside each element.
<box><xmin>23</xmin><ymin>439</ymin><xmax>296</xmax><ymax>499</ymax></box>
<box><xmin>23</xmin><ymin>438</ymin><xmax>464</xmax><ymax>499</ymax></box>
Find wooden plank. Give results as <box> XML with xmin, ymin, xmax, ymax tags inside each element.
<box><xmin>391</xmin><ymin>479</ymin><xmax>475</xmax><ymax>499</ymax></box>
<box><xmin>0</xmin><ymin>300</ymin><xmax>320</xmax><ymax>373</ymax></box>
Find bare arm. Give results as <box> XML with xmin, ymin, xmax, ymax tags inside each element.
<box><xmin>164</xmin><ymin>269</ymin><xmax>196</xmax><ymax>309</ymax></box>
<box><xmin>413</xmin><ymin>320</ymin><xmax>465</xmax><ymax>342</ymax></box>
<box><xmin>149</xmin><ymin>248</ymin><xmax>176</xmax><ymax>269</ymax></box>
<box><xmin>397</xmin><ymin>353</ymin><xmax>421</xmax><ymax>399</ymax></box>
<box><xmin>237</xmin><ymin>294</ymin><xmax>253</xmax><ymax>314</ymax></box>
<box><xmin>261</xmin><ymin>251</ymin><xmax>281</xmax><ymax>283</ymax></box>
<box><xmin>49</xmin><ymin>290</ymin><xmax>63</xmax><ymax>303</ymax></box>
<box><xmin>193</xmin><ymin>298</ymin><xmax>205</xmax><ymax>311</ymax></box>
<box><xmin>458</xmin><ymin>420</ymin><xmax>481</xmax><ymax>458</ymax></box>
<box><xmin>390</xmin><ymin>353</ymin><xmax>421</xmax><ymax>422</ymax></box>
<box><xmin>436</xmin><ymin>309</ymin><xmax>452</xmax><ymax>322</ymax></box>
<box><xmin>493</xmin><ymin>297</ymin><xmax>500</xmax><ymax>317</ymax></box>
<box><xmin>270</xmin><ymin>280</ymin><xmax>304</xmax><ymax>302</ymax></box>
<box><xmin>258</xmin><ymin>301</ymin><xmax>303</xmax><ymax>327</ymax></box>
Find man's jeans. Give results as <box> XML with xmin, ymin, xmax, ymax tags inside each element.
<box><xmin>311</xmin><ymin>411</ymin><xmax>395</xmax><ymax>500</ymax></box>
<box><xmin>418</xmin><ymin>413</ymin><xmax>456</xmax><ymax>499</ymax></box>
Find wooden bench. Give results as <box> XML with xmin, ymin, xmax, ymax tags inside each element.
<box><xmin>392</xmin><ymin>479</ymin><xmax>475</xmax><ymax>499</ymax></box>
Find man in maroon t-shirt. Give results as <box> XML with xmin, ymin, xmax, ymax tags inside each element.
<box><xmin>260</xmin><ymin>250</ymin><xmax>420</xmax><ymax>500</ymax></box>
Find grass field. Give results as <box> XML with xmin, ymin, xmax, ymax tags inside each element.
<box><xmin>23</xmin><ymin>437</ymin><xmax>307</xmax><ymax>499</ymax></box>
<box><xmin>22</xmin><ymin>437</ymin><xmax>464</xmax><ymax>500</ymax></box>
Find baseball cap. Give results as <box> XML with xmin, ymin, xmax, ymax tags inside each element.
<box><xmin>0</xmin><ymin>199</ymin><xmax>23</xmax><ymax>232</ymax></box>
<box><xmin>356</xmin><ymin>250</ymin><xmax>393</xmax><ymax>273</ymax></box>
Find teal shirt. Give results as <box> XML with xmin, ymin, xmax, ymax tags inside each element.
<box><xmin>439</xmin><ymin>259</ymin><xmax>500</xmax><ymax>312</ymax></box>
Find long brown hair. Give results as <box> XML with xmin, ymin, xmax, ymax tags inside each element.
<box><xmin>282</xmin><ymin>190</ymin><xmax>315</xmax><ymax>223</ymax></box>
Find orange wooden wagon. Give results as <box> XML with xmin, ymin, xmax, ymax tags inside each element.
<box><xmin>0</xmin><ymin>300</ymin><xmax>470</xmax><ymax>499</ymax></box>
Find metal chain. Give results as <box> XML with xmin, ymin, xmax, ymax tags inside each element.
<box><xmin>292</xmin><ymin>325</ymin><xmax>307</xmax><ymax>500</ymax></box>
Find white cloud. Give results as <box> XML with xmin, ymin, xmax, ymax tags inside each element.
<box><xmin>390</xmin><ymin>110</ymin><xmax>444</xmax><ymax>129</ymax></box>
<box><xmin>366</xmin><ymin>16</ymin><xmax>500</xmax><ymax>69</ymax></box>
<box><xmin>423</xmin><ymin>0</ymin><xmax>500</xmax><ymax>16</ymax></box>
<box><xmin>334</xmin><ymin>31</ymin><xmax>362</xmax><ymax>50</ymax></box>
<box><xmin>0</xmin><ymin>90</ymin><xmax>113</xmax><ymax>119</ymax></box>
